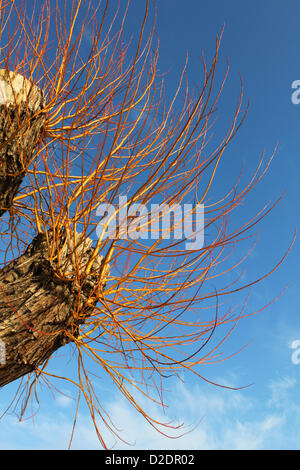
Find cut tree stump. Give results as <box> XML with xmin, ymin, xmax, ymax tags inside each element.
<box><xmin>0</xmin><ymin>69</ymin><xmax>45</xmax><ymax>216</ymax></box>
<box><xmin>0</xmin><ymin>230</ymin><xmax>107</xmax><ymax>387</ymax></box>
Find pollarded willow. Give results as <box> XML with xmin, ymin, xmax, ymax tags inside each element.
<box><xmin>0</xmin><ymin>0</ymin><xmax>293</xmax><ymax>448</ymax></box>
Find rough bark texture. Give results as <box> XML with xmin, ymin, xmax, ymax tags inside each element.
<box><xmin>0</xmin><ymin>71</ymin><xmax>45</xmax><ymax>216</ymax></box>
<box><xmin>0</xmin><ymin>230</ymin><xmax>106</xmax><ymax>387</ymax></box>
<box><xmin>0</xmin><ymin>71</ymin><xmax>106</xmax><ymax>389</ymax></box>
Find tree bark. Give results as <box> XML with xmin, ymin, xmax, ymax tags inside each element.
<box><xmin>0</xmin><ymin>70</ymin><xmax>45</xmax><ymax>216</ymax></box>
<box><xmin>0</xmin><ymin>230</ymin><xmax>105</xmax><ymax>387</ymax></box>
<box><xmin>0</xmin><ymin>71</ymin><xmax>107</xmax><ymax>389</ymax></box>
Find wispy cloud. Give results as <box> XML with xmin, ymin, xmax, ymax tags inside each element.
<box><xmin>0</xmin><ymin>376</ymin><xmax>298</xmax><ymax>450</ymax></box>
<box><xmin>268</xmin><ymin>376</ymin><xmax>297</xmax><ymax>408</ymax></box>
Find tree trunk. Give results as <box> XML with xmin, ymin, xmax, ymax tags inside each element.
<box><xmin>0</xmin><ymin>230</ymin><xmax>105</xmax><ymax>387</ymax></box>
<box><xmin>0</xmin><ymin>70</ymin><xmax>45</xmax><ymax>216</ymax></box>
<box><xmin>0</xmin><ymin>71</ymin><xmax>107</xmax><ymax>387</ymax></box>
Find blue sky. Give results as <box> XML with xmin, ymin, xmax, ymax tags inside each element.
<box><xmin>0</xmin><ymin>0</ymin><xmax>300</xmax><ymax>449</ymax></box>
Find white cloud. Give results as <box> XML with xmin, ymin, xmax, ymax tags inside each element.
<box><xmin>0</xmin><ymin>377</ymin><xmax>298</xmax><ymax>450</ymax></box>
<box><xmin>55</xmin><ymin>393</ymin><xmax>74</xmax><ymax>409</ymax></box>
<box><xmin>267</xmin><ymin>376</ymin><xmax>297</xmax><ymax>408</ymax></box>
